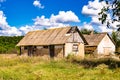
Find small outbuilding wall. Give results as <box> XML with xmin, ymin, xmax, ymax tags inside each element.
<box><xmin>97</xmin><ymin>35</ymin><xmax>115</xmax><ymax>55</ymax></box>
<box><xmin>65</xmin><ymin>42</ymin><xmax>84</xmax><ymax>58</ymax></box>
<box><xmin>84</xmin><ymin>33</ymin><xmax>115</xmax><ymax>57</ymax></box>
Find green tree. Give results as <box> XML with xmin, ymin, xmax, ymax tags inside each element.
<box><xmin>111</xmin><ymin>31</ymin><xmax>120</xmax><ymax>52</ymax></box>
<box><xmin>80</xmin><ymin>29</ymin><xmax>98</xmax><ymax>34</ymax></box>
<box><xmin>0</xmin><ymin>36</ymin><xmax>23</xmax><ymax>54</ymax></box>
<box><xmin>99</xmin><ymin>0</ymin><xmax>120</xmax><ymax>29</ymax></box>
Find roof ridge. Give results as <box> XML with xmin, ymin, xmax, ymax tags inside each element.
<box><xmin>17</xmin><ymin>26</ymin><xmax>73</xmax><ymax>46</ymax></box>
<box><xmin>28</xmin><ymin>26</ymin><xmax>72</xmax><ymax>33</ymax></box>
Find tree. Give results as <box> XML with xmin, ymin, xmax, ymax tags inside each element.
<box><xmin>0</xmin><ymin>36</ymin><xmax>23</xmax><ymax>54</ymax></box>
<box><xmin>111</xmin><ymin>31</ymin><xmax>120</xmax><ymax>53</ymax></box>
<box><xmin>80</xmin><ymin>29</ymin><xmax>91</xmax><ymax>34</ymax></box>
<box><xmin>99</xmin><ymin>0</ymin><xmax>120</xmax><ymax>30</ymax></box>
<box><xmin>80</xmin><ymin>29</ymin><xmax>98</xmax><ymax>34</ymax></box>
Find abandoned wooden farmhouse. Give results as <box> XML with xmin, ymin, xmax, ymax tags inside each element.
<box><xmin>17</xmin><ymin>27</ymin><xmax>87</xmax><ymax>58</ymax></box>
<box><xmin>17</xmin><ymin>26</ymin><xmax>116</xmax><ymax>58</ymax></box>
<box><xmin>83</xmin><ymin>32</ymin><xmax>115</xmax><ymax>57</ymax></box>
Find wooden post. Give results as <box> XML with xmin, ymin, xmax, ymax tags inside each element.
<box><xmin>49</xmin><ymin>45</ymin><xmax>55</xmax><ymax>58</ymax></box>
<box><xmin>28</xmin><ymin>46</ymin><xmax>34</xmax><ymax>56</ymax></box>
<box><xmin>28</xmin><ymin>46</ymin><xmax>30</xmax><ymax>56</ymax></box>
<box><xmin>63</xmin><ymin>45</ymin><xmax>65</xmax><ymax>58</ymax></box>
<box><xmin>19</xmin><ymin>46</ymin><xmax>22</xmax><ymax>55</ymax></box>
<box><xmin>28</xmin><ymin>46</ymin><xmax>32</xmax><ymax>56</ymax></box>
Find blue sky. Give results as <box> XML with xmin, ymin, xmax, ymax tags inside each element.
<box><xmin>1</xmin><ymin>0</ymin><xmax>89</xmax><ymax>27</ymax></box>
<box><xmin>0</xmin><ymin>0</ymin><xmax>119</xmax><ymax>36</ymax></box>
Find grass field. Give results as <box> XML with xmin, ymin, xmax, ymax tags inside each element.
<box><xmin>0</xmin><ymin>54</ymin><xmax>120</xmax><ymax>80</ymax></box>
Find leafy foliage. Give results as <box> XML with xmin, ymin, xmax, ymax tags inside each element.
<box><xmin>99</xmin><ymin>0</ymin><xmax>120</xmax><ymax>28</ymax></box>
<box><xmin>80</xmin><ymin>29</ymin><xmax>98</xmax><ymax>34</ymax></box>
<box><xmin>0</xmin><ymin>36</ymin><xmax>23</xmax><ymax>54</ymax></box>
<box><xmin>73</xmin><ymin>58</ymin><xmax>120</xmax><ymax>69</ymax></box>
<box><xmin>112</xmin><ymin>31</ymin><xmax>120</xmax><ymax>48</ymax></box>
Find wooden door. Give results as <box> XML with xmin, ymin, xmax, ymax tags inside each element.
<box><xmin>104</xmin><ymin>47</ymin><xmax>111</xmax><ymax>55</ymax></box>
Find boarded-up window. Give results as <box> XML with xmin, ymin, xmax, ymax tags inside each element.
<box><xmin>72</xmin><ymin>43</ymin><xmax>78</xmax><ymax>52</ymax></box>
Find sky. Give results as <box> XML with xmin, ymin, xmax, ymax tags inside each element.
<box><xmin>0</xmin><ymin>0</ymin><xmax>119</xmax><ymax>36</ymax></box>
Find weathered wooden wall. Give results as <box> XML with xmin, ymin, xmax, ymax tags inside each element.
<box><xmin>20</xmin><ymin>45</ymin><xmax>64</xmax><ymax>58</ymax></box>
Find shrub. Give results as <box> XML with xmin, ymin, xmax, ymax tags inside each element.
<box><xmin>66</xmin><ymin>53</ymin><xmax>83</xmax><ymax>62</ymax></box>
<box><xmin>70</xmin><ymin>57</ymin><xmax>120</xmax><ymax>69</ymax></box>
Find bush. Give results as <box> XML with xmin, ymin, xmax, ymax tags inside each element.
<box><xmin>70</xmin><ymin>57</ymin><xmax>120</xmax><ymax>69</ymax></box>
<box><xmin>66</xmin><ymin>53</ymin><xmax>83</xmax><ymax>62</ymax></box>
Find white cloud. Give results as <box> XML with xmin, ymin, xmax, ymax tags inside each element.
<box><xmin>98</xmin><ymin>26</ymin><xmax>113</xmax><ymax>33</ymax></box>
<box><xmin>34</xmin><ymin>16</ymin><xmax>51</xmax><ymax>27</ymax></box>
<box><xmin>50</xmin><ymin>11</ymin><xmax>80</xmax><ymax>23</ymax></box>
<box><xmin>19</xmin><ymin>25</ymin><xmax>34</xmax><ymax>34</ymax></box>
<box><xmin>91</xmin><ymin>16</ymin><xmax>101</xmax><ymax>26</ymax></box>
<box><xmin>0</xmin><ymin>11</ymin><xmax>22</xmax><ymax>36</ymax></box>
<box><xmin>0</xmin><ymin>11</ymin><xmax>9</xmax><ymax>29</ymax></box>
<box><xmin>82</xmin><ymin>0</ymin><xmax>105</xmax><ymax>28</ymax></box>
<box><xmin>0</xmin><ymin>26</ymin><xmax>22</xmax><ymax>36</ymax></box>
<box><xmin>82</xmin><ymin>0</ymin><xmax>106</xmax><ymax>16</ymax></box>
<box><xmin>33</xmin><ymin>0</ymin><xmax>44</xmax><ymax>9</ymax></box>
<box><xmin>0</xmin><ymin>10</ymin><xmax>79</xmax><ymax>36</ymax></box>
<box><xmin>80</xmin><ymin>22</ymin><xmax>94</xmax><ymax>30</ymax></box>
<box><xmin>81</xmin><ymin>0</ymin><xmax>119</xmax><ymax>33</ymax></box>
<box><xmin>18</xmin><ymin>11</ymin><xmax>79</xmax><ymax>34</ymax></box>
<box><xmin>33</xmin><ymin>15</ymin><xmax>69</xmax><ymax>29</ymax></box>
<box><xmin>82</xmin><ymin>6</ymin><xmax>98</xmax><ymax>16</ymax></box>
<box><xmin>33</xmin><ymin>11</ymin><xmax>79</xmax><ymax>28</ymax></box>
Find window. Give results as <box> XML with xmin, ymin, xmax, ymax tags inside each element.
<box><xmin>72</xmin><ymin>43</ymin><xmax>78</xmax><ymax>52</ymax></box>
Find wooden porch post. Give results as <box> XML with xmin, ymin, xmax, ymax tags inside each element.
<box><xmin>63</xmin><ymin>45</ymin><xmax>65</xmax><ymax>57</ymax></box>
<box><xmin>49</xmin><ymin>45</ymin><xmax>55</xmax><ymax>58</ymax></box>
<box><xmin>28</xmin><ymin>46</ymin><xmax>30</xmax><ymax>56</ymax></box>
<box><xmin>19</xmin><ymin>46</ymin><xmax>22</xmax><ymax>55</ymax></box>
<box><xmin>28</xmin><ymin>46</ymin><xmax>33</xmax><ymax>56</ymax></box>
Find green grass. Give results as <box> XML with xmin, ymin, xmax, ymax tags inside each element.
<box><xmin>0</xmin><ymin>55</ymin><xmax>120</xmax><ymax>80</ymax></box>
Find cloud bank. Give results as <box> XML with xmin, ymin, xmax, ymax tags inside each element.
<box><xmin>81</xmin><ymin>0</ymin><xmax>119</xmax><ymax>33</ymax></box>
<box><xmin>0</xmin><ymin>10</ymin><xmax>80</xmax><ymax>36</ymax></box>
